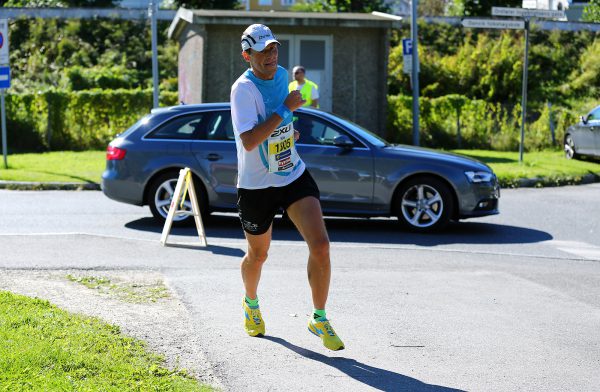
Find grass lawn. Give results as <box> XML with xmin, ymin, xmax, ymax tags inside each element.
<box><xmin>453</xmin><ymin>149</ymin><xmax>600</xmax><ymax>187</ymax></box>
<box><xmin>0</xmin><ymin>149</ymin><xmax>598</xmax><ymax>187</ymax></box>
<box><xmin>0</xmin><ymin>291</ymin><xmax>212</xmax><ymax>391</ymax></box>
<box><xmin>0</xmin><ymin>151</ymin><xmax>105</xmax><ymax>183</ymax></box>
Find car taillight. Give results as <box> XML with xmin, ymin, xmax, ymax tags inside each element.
<box><xmin>106</xmin><ymin>145</ymin><xmax>126</xmax><ymax>160</ymax></box>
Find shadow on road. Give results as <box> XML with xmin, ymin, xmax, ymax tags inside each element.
<box><xmin>125</xmin><ymin>215</ymin><xmax>552</xmax><ymax>246</ymax></box>
<box><xmin>263</xmin><ymin>336</ymin><xmax>465</xmax><ymax>392</ymax></box>
<box><xmin>163</xmin><ymin>243</ymin><xmax>245</xmax><ymax>257</ymax></box>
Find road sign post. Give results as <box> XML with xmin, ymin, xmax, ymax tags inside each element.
<box><xmin>463</xmin><ymin>8</ymin><xmax>565</xmax><ymax>163</ymax></box>
<box><xmin>520</xmin><ymin>19</ymin><xmax>530</xmax><ymax>164</ymax></box>
<box><xmin>490</xmin><ymin>7</ymin><xmax>565</xmax><ymax>163</ymax></box>
<box><xmin>410</xmin><ymin>0</ymin><xmax>420</xmax><ymax>147</ymax></box>
<box><xmin>1</xmin><ymin>90</ymin><xmax>6</xmax><ymax>169</ymax></box>
<box><xmin>0</xmin><ymin>19</ymin><xmax>8</xmax><ymax>170</ymax></box>
<box><xmin>148</xmin><ymin>0</ymin><xmax>159</xmax><ymax>109</ymax></box>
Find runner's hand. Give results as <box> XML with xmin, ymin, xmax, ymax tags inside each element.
<box><xmin>294</xmin><ymin>130</ymin><xmax>299</xmax><ymax>141</ymax></box>
<box><xmin>284</xmin><ymin>90</ymin><xmax>306</xmax><ymax>111</ymax></box>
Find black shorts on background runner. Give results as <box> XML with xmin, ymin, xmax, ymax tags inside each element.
<box><xmin>237</xmin><ymin>169</ymin><xmax>320</xmax><ymax>235</ymax></box>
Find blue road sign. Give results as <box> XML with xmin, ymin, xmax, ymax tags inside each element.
<box><xmin>402</xmin><ymin>38</ymin><xmax>413</xmax><ymax>56</ymax></box>
<box><xmin>0</xmin><ymin>66</ymin><xmax>10</xmax><ymax>89</ymax></box>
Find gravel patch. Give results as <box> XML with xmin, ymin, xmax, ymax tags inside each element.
<box><xmin>0</xmin><ymin>268</ymin><xmax>223</xmax><ymax>390</ymax></box>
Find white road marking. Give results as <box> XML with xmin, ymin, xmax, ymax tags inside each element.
<box><xmin>545</xmin><ymin>240</ymin><xmax>600</xmax><ymax>261</ymax></box>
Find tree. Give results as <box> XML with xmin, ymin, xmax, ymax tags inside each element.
<box><xmin>418</xmin><ymin>0</ymin><xmax>449</xmax><ymax>16</ymax></box>
<box><xmin>172</xmin><ymin>0</ymin><xmax>239</xmax><ymax>9</ymax></box>
<box><xmin>1</xmin><ymin>0</ymin><xmax>114</xmax><ymax>7</ymax></box>
<box><xmin>291</xmin><ymin>0</ymin><xmax>389</xmax><ymax>13</ymax></box>
<box><xmin>582</xmin><ymin>0</ymin><xmax>600</xmax><ymax>22</ymax></box>
<box><xmin>458</xmin><ymin>0</ymin><xmax>522</xmax><ymax>17</ymax></box>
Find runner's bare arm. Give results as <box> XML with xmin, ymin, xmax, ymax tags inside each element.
<box><xmin>239</xmin><ymin>90</ymin><xmax>305</xmax><ymax>151</ymax></box>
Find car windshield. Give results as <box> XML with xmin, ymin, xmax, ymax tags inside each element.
<box><xmin>328</xmin><ymin>114</ymin><xmax>390</xmax><ymax>148</ymax></box>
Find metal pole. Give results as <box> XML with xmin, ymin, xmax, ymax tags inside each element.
<box><xmin>548</xmin><ymin>101</ymin><xmax>556</xmax><ymax>145</ymax></box>
<box><xmin>1</xmin><ymin>89</ymin><xmax>7</xmax><ymax>169</ymax></box>
<box><xmin>519</xmin><ymin>19</ymin><xmax>529</xmax><ymax>163</ymax></box>
<box><xmin>149</xmin><ymin>0</ymin><xmax>159</xmax><ymax>109</ymax></box>
<box><xmin>411</xmin><ymin>0</ymin><xmax>420</xmax><ymax>146</ymax></box>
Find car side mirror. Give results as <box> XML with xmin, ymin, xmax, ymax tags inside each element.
<box><xmin>581</xmin><ymin>115</ymin><xmax>588</xmax><ymax>125</ymax></box>
<box><xmin>333</xmin><ymin>134</ymin><xmax>354</xmax><ymax>149</ymax></box>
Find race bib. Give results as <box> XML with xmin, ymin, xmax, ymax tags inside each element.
<box><xmin>267</xmin><ymin>123</ymin><xmax>295</xmax><ymax>173</ymax></box>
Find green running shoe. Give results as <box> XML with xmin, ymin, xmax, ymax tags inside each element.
<box><xmin>308</xmin><ymin>317</ymin><xmax>345</xmax><ymax>351</ymax></box>
<box><xmin>243</xmin><ymin>298</ymin><xmax>265</xmax><ymax>337</ymax></box>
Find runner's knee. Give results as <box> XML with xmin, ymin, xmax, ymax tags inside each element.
<box><xmin>309</xmin><ymin>237</ymin><xmax>330</xmax><ymax>260</ymax></box>
<box><xmin>247</xmin><ymin>249</ymin><xmax>269</xmax><ymax>264</ymax></box>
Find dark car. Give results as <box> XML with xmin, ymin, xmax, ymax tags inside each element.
<box><xmin>565</xmin><ymin>104</ymin><xmax>600</xmax><ymax>159</ymax></box>
<box><xmin>102</xmin><ymin>103</ymin><xmax>500</xmax><ymax>232</ymax></box>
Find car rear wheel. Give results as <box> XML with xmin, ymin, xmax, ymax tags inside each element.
<box><xmin>147</xmin><ymin>171</ymin><xmax>208</xmax><ymax>227</ymax></box>
<box><xmin>395</xmin><ymin>176</ymin><xmax>454</xmax><ymax>233</ymax></box>
<box><xmin>564</xmin><ymin>134</ymin><xmax>578</xmax><ymax>160</ymax></box>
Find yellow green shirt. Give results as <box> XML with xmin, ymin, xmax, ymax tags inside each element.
<box><xmin>288</xmin><ymin>79</ymin><xmax>319</xmax><ymax>108</ymax></box>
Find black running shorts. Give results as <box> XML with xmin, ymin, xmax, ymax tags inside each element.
<box><xmin>237</xmin><ymin>169</ymin><xmax>320</xmax><ymax>235</ymax></box>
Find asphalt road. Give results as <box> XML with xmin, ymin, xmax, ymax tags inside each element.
<box><xmin>1</xmin><ymin>185</ymin><xmax>599</xmax><ymax>391</ymax></box>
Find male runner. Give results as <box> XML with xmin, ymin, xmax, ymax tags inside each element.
<box><xmin>230</xmin><ymin>24</ymin><xmax>344</xmax><ymax>351</ymax></box>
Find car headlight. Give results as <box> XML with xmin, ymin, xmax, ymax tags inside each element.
<box><xmin>465</xmin><ymin>171</ymin><xmax>494</xmax><ymax>183</ymax></box>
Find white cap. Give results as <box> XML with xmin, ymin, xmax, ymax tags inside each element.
<box><xmin>241</xmin><ymin>24</ymin><xmax>280</xmax><ymax>52</ymax></box>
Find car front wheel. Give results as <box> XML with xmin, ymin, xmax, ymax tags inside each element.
<box><xmin>147</xmin><ymin>171</ymin><xmax>208</xmax><ymax>226</ymax></box>
<box><xmin>395</xmin><ymin>176</ymin><xmax>454</xmax><ymax>233</ymax></box>
<box><xmin>564</xmin><ymin>134</ymin><xmax>578</xmax><ymax>160</ymax></box>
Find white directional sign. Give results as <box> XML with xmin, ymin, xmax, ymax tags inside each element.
<box><xmin>462</xmin><ymin>18</ymin><xmax>525</xmax><ymax>29</ymax></box>
<box><xmin>492</xmin><ymin>7</ymin><xmax>565</xmax><ymax>19</ymax></box>
<box><xmin>0</xmin><ymin>19</ymin><xmax>8</xmax><ymax>65</ymax></box>
<box><xmin>0</xmin><ymin>66</ymin><xmax>9</xmax><ymax>89</ymax></box>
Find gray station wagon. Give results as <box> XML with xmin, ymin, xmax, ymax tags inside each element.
<box><xmin>565</xmin><ymin>104</ymin><xmax>600</xmax><ymax>160</ymax></box>
<box><xmin>102</xmin><ymin>103</ymin><xmax>500</xmax><ymax>232</ymax></box>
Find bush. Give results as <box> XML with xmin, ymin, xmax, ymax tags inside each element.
<box><xmin>5</xmin><ymin>89</ymin><xmax>178</xmax><ymax>152</ymax></box>
<box><xmin>387</xmin><ymin>94</ymin><xmax>589</xmax><ymax>151</ymax></box>
<box><xmin>63</xmin><ymin>66</ymin><xmax>140</xmax><ymax>91</ymax></box>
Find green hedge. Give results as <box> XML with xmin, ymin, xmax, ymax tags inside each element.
<box><xmin>5</xmin><ymin>89</ymin><xmax>178</xmax><ymax>151</ymax></box>
<box><xmin>387</xmin><ymin>94</ymin><xmax>581</xmax><ymax>151</ymax></box>
<box><xmin>5</xmin><ymin>89</ymin><xmax>585</xmax><ymax>152</ymax></box>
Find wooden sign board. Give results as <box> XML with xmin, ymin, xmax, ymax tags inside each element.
<box><xmin>160</xmin><ymin>167</ymin><xmax>207</xmax><ymax>248</ymax></box>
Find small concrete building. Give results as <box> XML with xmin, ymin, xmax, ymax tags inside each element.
<box><xmin>168</xmin><ymin>9</ymin><xmax>402</xmax><ymax>135</ymax></box>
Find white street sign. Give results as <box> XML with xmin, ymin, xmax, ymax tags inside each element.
<box><xmin>492</xmin><ymin>7</ymin><xmax>565</xmax><ymax>19</ymax></box>
<box><xmin>462</xmin><ymin>18</ymin><xmax>525</xmax><ymax>29</ymax></box>
<box><xmin>403</xmin><ymin>54</ymin><xmax>412</xmax><ymax>73</ymax></box>
<box><xmin>0</xmin><ymin>19</ymin><xmax>8</xmax><ymax>65</ymax></box>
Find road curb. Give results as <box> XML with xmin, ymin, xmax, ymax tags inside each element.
<box><xmin>1</xmin><ymin>173</ymin><xmax>599</xmax><ymax>191</ymax></box>
<box><xmin>0</xmin><ymin>181</ymin><xmax>101</xmax><ymax>191</ymax></box>
<box><xmin>502</xmin><ymin>173</ymin><xmax>600</xmax><ymax>188</ymax></box>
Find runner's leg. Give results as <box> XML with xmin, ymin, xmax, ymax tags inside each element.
<box><xmin>241</xmin><ymin>224</ymin><xmax>273</xmax><ymax>300</ymax></box>
<box><xmin>285</xmin><ymin>196</ymin><xmax>330</xmax><ymax>309</ymax></box>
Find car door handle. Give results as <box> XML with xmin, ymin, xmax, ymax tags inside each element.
<box><xmin>206</xmin><ymin>153</ymin><xmax>223</xmax><ymax>161</ymax></box>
